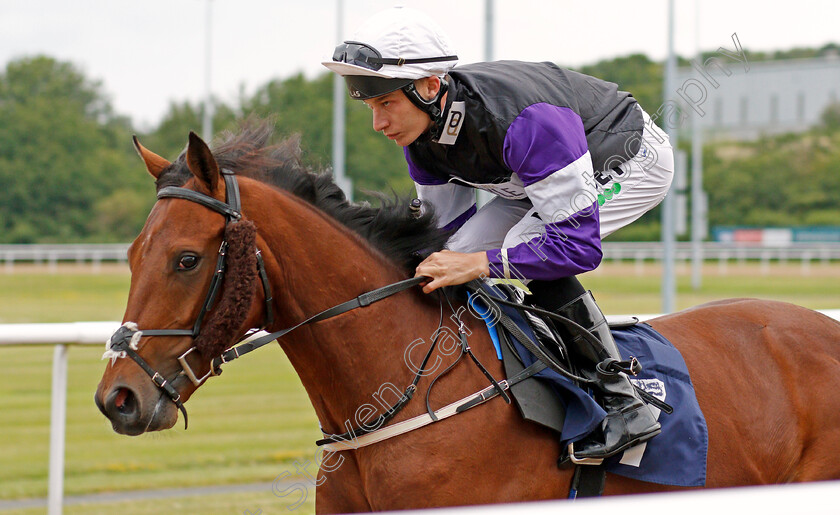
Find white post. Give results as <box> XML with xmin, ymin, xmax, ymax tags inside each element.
<box><xmin>202</xmin><ymin>0</ymin><xmax>214</xmax><ymax>141</ymax></box>
<box><xmin>48</xmin><ymin>344</ymin><xmax>68</xmax><ymax>515</ymax></box>
<box><xmin>690</xmin><ymin>0</ymin><xmax>705</xmax><ymax>290</ymax></box>
<box><xmin>476</xmin><ymin>0</ymin><xmax>495</xmax><ymax>208</ymax></box>
<box><xmin>332</xmin><ymin>0</ymin><xmax>352</xmax><ymax>200</ymax></box>
<box><xmin>661</xmin><ymin>0</ymin><xmax>678</xmax><ymax>313</ymax></box>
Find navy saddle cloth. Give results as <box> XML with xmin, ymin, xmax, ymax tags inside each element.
<box><xmin>469</xmin><ymin>284</ymin><xmax>708</xmax><ymax>487</ymax></box>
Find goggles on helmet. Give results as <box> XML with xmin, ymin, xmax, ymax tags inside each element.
<box><xmin>332</xmin><ymin>40</ymin><xmax>458</xmax><ymax>72</ymax></box>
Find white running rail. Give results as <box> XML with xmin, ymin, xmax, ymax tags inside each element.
<box><xmin>2</xmin><ymin>312</ymin><xmax>839</xmax><ymax>514</ymax></box>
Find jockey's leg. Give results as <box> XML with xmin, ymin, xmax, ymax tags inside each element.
<box><xmin>529</xmin><ymin>281</ymin><xmax>661</xmax><ymax>460</ymax></box>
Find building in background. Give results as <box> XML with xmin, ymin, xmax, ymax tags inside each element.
<box><xmin>676</xmin><ymin>54</ymin><xmax>840</xmax><ymax>140</ymax></box>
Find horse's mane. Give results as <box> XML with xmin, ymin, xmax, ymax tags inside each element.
<box><xmin>155</xmin><ymin>119</ymin><xmax>449</xmax><ymax>272</ymax></box>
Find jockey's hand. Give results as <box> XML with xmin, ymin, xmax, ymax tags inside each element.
<box><xmin>415</xmin><ymin>250</ymin><xmax>490</xmax><ymax>294</ymax></box>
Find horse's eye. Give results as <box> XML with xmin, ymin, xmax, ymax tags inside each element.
<box><xmin>177</xmin><ymin>254</ymin><xmax>199</xmax><ymax>271</ymax></box>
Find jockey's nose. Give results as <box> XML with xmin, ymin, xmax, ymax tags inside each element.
<box><xmin>372</xmin><ymin>107</ymin><xmax>389</xmax><ymax>133</ymax></box>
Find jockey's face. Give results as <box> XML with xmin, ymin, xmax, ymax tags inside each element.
<box><xmin>364</xmin><ymin>76</ymin><xmax>440</xmax><ymax>147</ymax></box>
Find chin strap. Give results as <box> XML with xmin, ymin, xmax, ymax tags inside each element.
<box><xmin>401</xmin><ymin>78</ymin><xmax>449</xmax><ymax>140</ymax></box>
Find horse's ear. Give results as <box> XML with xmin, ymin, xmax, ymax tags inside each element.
<box><xmin>185</xmin><ymin>131</ymin><xmax>221</xmax><ymax>194</ymax></box>
<box><xmin>132</xmin><ymin>136</ymin><xmax>171</xmax><ymax>179</ymax></box>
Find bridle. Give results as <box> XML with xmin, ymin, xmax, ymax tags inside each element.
<box><xmin>104</xmin><ymin>169</ymin><xmax>424</xmax><ymax>429</ymax></box>
<box><xmin>104</xmin><ymin>169</ymin><xmax>273</xmax><ymax>428</ymax></box>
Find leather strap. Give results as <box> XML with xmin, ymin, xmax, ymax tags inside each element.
<box><xmin>212</xmin><ymin>276</ymin><xmax>428</xmax><ymax>369</ymax></box>
<box><xmin>192</xmin><ymin>242</ymin><xmax>228</xmax><ymax>334</ymax></box>
<box><xmin>319</xmin><ymin>360</ymin><xmax>546</xmax><ymax>452</ymax></box>
<box><xmin>569</xmin><ymin>464</ymin><xmax>606</xmax><ymax>498</ymax></box>
<box><xmin>255</xmin><ymin>251</ymin><xmax>274</xmax><ymax>328</ymax></box>
<box><xmin>220</xmin><ymin>169</ymin><xmax>241</xmax><ymax>213</ymax></box>
<box><xmin>140</xmin><ymin>328</ymin><xmax>195</xmax><ymax>338</ymax></box>
<box><xmin>471</xmin><ymin>283</ymin><xmax>674</xmax><ymax>414</ymax></box>
<box><xmin>466</xmin><ymin>282</ymin><xmax>593</xmax><ymax>385</ymax></box>
<box><xmin>157</xmin><ymin>187</ymin><xmax>241</xmax><ymax>220</ymax></box>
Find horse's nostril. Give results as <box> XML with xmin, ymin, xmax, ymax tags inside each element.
<box><xmin>106</xmin><ymin>386</ymin><xmax>139</xmax><ymax>418</ymax></box>
<box><xmin>114</xmin><ymin>388</ymin><xmax>131</xmax><ymax>412</ymax></box>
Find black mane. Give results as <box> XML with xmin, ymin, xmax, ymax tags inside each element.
<box><xmin>155</xmin><ymin>120</ymin><xmax>449</xmax><ymax>272</ymax></box>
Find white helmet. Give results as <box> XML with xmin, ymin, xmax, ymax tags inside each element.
<box><xmin>322</xmin><ymin>6</ymin><xmax>458</xmax><ymax>101</ymax></box>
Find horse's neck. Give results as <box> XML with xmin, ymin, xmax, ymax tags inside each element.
<box><xmin>248</xmin><ymin>187</ymin><xmax>444</xmax><ymax>432</ymax></box>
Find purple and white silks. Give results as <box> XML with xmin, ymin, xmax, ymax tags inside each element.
<box><xmin>407</xmin><ymin>103</ymin><xmax>603</xmax><ymax>281</ymax></box>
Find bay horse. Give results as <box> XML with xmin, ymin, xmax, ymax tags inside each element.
<box><xmin>95</xmin><ymin>123</ymin><xmax>840</xmax><ymax>512</ymax></box>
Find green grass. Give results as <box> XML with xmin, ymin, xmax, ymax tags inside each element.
<box><xmin>0</xmin><ymin>266</ymin><xmax>321</xmax><ymax>513</ymax></box>
<box><xmin>1</xmin><ymin>262</ymin><xmax>839</xmax><ymax>513</ymax></box>
<box><xmin>0</xmin><ymin>343</ymin><xmax>321</xmax><ymax>499</ymax></box>
<box><xmin>0</xmin><ymin>266</ymin><xmax>130</xmax><ymax>323</ymax></box>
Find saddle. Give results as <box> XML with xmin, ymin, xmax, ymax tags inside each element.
<box><xmin>467</xmin><ymin>280</ymin><xmax>641</xmax><ymax>436</ymax></box>
<box><xmin>465</xmin><ymin>280</ymin><xmax>708</xmax><ymax>489</ymax></box>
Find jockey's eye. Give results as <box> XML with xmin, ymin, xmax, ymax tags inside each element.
<box><xmin>177</xmin><ymin>254</ymin><xmax>199</xmax><ymax>271</ymax></box>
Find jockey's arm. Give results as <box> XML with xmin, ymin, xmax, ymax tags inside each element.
<box><xmin>485</xmin><ymin>104</ymin><xmax>603</xmax><ymax>282</ymax></box>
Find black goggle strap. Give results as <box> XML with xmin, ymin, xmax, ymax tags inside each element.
<box><xmin>370</xmin><ymin>55</ymin><xmax>459</xmax><ymax>66</ymax></box>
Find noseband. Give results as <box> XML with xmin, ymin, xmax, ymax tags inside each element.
<box><xmin>104</xmin><ymin>169</ymin><xmax>273</xmax><ymax>429</ymax></box>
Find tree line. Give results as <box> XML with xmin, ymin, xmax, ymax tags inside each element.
<box><xmin>1</xmin><ymin>48</ymin><xmax>838</xmax><ymax>243</ymax></box>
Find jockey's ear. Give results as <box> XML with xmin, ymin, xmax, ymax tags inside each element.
<box><xmin>132</xmin><ymin>136</ymin><xmax>171</xmax><ymax>179</ymax></box>
<box><xmin>185</xmin><ymin>131</ymin><xmax>222</xmax><ymax>196</ymax></box>
<box><xmin>417</xmin><ymin>76</ymin><xmax>441</xmax><ymax>100</ymax></box>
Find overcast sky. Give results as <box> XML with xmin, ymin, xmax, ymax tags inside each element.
<box><xmin>2</xmin><ymin>0</ymin><xmax>838</xmax><ymax>129</ymax></box>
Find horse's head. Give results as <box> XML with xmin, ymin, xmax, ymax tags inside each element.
<box><xmin>95</xmin><ymin>132</ymin><xmax>264</xmax><ymax>435</ymax></box>
<box><xmin>95</xmin><ymin>120</ymin><xmax>452</xmax><ymax>436</ymax></box>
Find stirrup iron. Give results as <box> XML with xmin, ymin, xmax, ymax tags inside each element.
<box><xmin>567</xmin><ymin>442</ymin><xmax>604</xmax><ymax>466</ymax></box>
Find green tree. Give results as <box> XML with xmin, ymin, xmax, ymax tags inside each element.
<box><xmin>704</xmin><ymin>128</ymin><xmax>840</xmax><ymax>230</ymax></box>
<box><xmin>0</xmin><ymin>56</ymin><xmax>147</xmax><ymax>242</ymax></box>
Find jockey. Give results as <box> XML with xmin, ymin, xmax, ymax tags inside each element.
<box><xmin>323</xmin><ymin>6</ymin><xmax>674</xmax><ymax>460</ymax></box>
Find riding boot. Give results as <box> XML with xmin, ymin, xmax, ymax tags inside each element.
<box><xmin>553</xmin><ymin>291</ymin><xmax>661</xmax><ymax>460</ymax></box>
